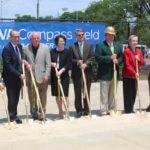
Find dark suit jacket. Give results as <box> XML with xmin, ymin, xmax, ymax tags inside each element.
<box><xmin>69</xmin><ymin>41</ymin><xmax>94</xmax><ymax>79</ymax></box>
<box><xmin>2</xmin><ymin>42</ymin><xmax>23</xmax><ymax>87</ymax></box>
<box><xmin>95</xmin><ymin>41</ymin><xmax>122</xmax><ymax>81</ymax></box>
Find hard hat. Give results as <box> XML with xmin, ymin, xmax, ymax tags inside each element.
<box><xmin>105</xmin><ymin>26</ymin><xmax>116</xmax><ymax>35</ymax></box>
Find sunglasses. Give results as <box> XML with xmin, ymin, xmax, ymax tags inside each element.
<box><xmin>77</xmin><ymin>34</ymin><xmax>84</xmax><ymax>37</ymax></box>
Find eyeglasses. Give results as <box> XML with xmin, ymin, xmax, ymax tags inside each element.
<box><xmin>12</xmin><ymin>36</ymin><xmax>19</xmax><ymax>38</ymax></box>
<box><xmin>77</xmin><ymin>34</ymin><xmax>84</xmax><ymax>37</ymax></box>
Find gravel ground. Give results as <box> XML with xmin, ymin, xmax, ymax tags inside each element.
<box><xmin>0</xmin><ymin>80</ymin><xmax>150</xmax><ymax>150</ymax></box>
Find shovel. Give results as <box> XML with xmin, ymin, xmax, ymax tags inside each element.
<box><xmin>22</xmin><ymin>63</ymin><xmax>33</xmax><ymax>124</ymax></box>
<box><xmin>55</xmin><ymin>68</ymin><xmax>71</xmax><ymax>120</ymax></box>
<box><xmin>135</xmin><ymin>59</ymin><xmax>144</xmax><ymax>115</ymax></box>
<box><xmin>30</xmin><ymin>69</ymin><xmax>46</xmax><ymax>123</ymax></box>
<box><xmin>0</xmin><ymin>89</ymin><xmax>17</xmax><ymax>129</ymax></box>
<box><xmin>110</xmin><ymin>63</ymin><xmax>121</xmax><ymax>117</ymax></box>
<box><xmin>81</xmin><ymin>69</ymin><xmax>94</xmax><ymax>119</ymax></box>
<box><xmin>109</xmin><ymin>47</ymin><xmax>121</xmax><ymax>117</ymax></box>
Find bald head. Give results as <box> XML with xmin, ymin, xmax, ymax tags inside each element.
<box><xmin>10</xmin><ymin>30</ymin><xmax>20</xmax><ymax>45</ymax></box>
<box><xmin>29</xmin><ymin>32</ymin><xmax>40</xmax><ymax>47</ymax></box>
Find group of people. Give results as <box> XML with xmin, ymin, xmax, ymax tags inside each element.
<box><xmin>0</xmin><ymin>26</ymin><xmax>146</xmax><ymax>124</ymax></box>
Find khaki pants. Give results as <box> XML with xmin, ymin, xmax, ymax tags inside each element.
<box><xmin>100</xmin><ymin>80</ymin><xmax>115</xmax><ymax>113</ymax></box>
<box><xmin>27</xmin><ymin>81</ymin><xmax>48</xmax><ymax>119</ymax></box>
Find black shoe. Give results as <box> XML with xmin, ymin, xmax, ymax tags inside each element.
<box><xmin>76</xmin><ymin>112</ymin><xmax>82</xmax><ymax>118</ymax></box>
<box><xmin>82</xmin><ymin>111</ymin><xmax>89</xmax><ymax>116</ymax></box>
<box><xmin>32</xmin><ymin>116</ymin><xmax>38</xmax><ymax>120</ymax></box>
<box><xmin>15</xmin><ymin>118</ymin><xmax>22</xmax><ymax>124</ymax></box>
<box><xmin>38</xmin><ymin>118</ymin><xmax>47</xmax><ymax>121</ymax></box>
<box><xmin>146</xmin><ymin>105</ymin><xmax>150</xmax><ymax>112</ymax></box>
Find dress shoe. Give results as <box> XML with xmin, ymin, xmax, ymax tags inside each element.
<box><xmin>82</xmin><ymin>111</ymin><xmax>89</xmax><ymax>116</ymax></box>
<box><xmin>146</xmin><ymin>105</ymin><xmax>150</xmax><ymax>112</ymax></box>
<box><xmin>32</xmin><ymin>116</ymin><xmax>38</xmax><ymax>120</ymax></box>
<box><xmin>15</xmin><ymin>118</ymin><xmax>22</xmax><ymax>124</ymax></box>
<box><xmin>38</xmin><ymin>118</ymin><xmax>47</xmax><ymax>121</ymax></box>
<box><xmin>76</xmin><ymin>112</ymin><xmax>82</xmax><ymax>118</ymax></box>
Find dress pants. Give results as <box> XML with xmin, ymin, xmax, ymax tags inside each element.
<box><xmin>72</xmin><ymin>75</ymin><xmax>91</xmax><ymax>113</ymax></box>
<box><xmin>6</xmin><ymin>80</ymin><xmax>22</xmax><ymax>121</ymax></box>
<box><xmin>123</xmin><ymin>78</ymin><xmax>137</xmax><ymax>113</ymax></box>
<box><xmin>148</xmin><ymin>72</ymin><xmax>150</xmax><ymax>96</ymax></box>
<box><xmin>100</xmin><ymin>80</ymin><xmax>115</xmax><ymax>114</ymax></box>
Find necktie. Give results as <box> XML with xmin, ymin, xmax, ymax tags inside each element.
<box><xmin>15</xmin><ymin>46</ymin><xmax>21</xmax><ymax>60</ymax></box>
<box><xmin>79</xmin><ymin>43</ymin><xmax>83</xmax><ymax>57</ymax></box>
<box><xmin>110</xmin><ymin>44</ymin><xmax>114</xmax><ymax>54</ymax></box>
<box><xmin>15</xmin><ymin>46</ymin><xmax>22</xmax><ymax>72</ymax></box>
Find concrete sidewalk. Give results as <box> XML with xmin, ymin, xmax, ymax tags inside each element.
<box><xmin>0</xmin><ymin>81</ymin><xmax>150</xmax><ymax>150</ymax></box>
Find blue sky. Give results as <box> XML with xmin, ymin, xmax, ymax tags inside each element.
<box><xmin>1</xmin><ymin>0</ymin><xmax>99</xmax><ymax>18</ymax></box>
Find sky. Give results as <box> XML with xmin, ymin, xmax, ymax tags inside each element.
<box><xmin>0</xmin><ymin>0</ymin><xmax>99</xmax><ymax>18</ymax></box>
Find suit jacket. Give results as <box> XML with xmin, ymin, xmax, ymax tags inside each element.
<box><xmin>23</xmin><ymin>43</ymin><xmax>51</xmax><ymax>84</ymax></box>
<box><xmin>2</xmin><ymin>42</ymin><xmax>23</xmax><ymax>86</ymax></box>
<box><xmin>69</xmin><ymin>41</ymin><xmax>94</xmax><ymax>79</ymax></box>
<box><xmin>95</xmin><ymin>41</ymin><xmax>122</xmax><ymax>81</ymax></box>
<box><xmin>122</xmin><ymin>47</ymin><xmax>145</xmax><ymax>79</ymax></box>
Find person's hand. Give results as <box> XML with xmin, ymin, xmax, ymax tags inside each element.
<box><xmin>22</xmin><ymin>60</ymin><xmax>32</xmax><ymax>71</ymax></box>
<box><xmin>135</xmin><ymin>55</ymin><xmax>140</xmax><ymax>61</ymax></box>
<box><xmin>19</xmin><ymin>74</ymin><xmax>25</xmax><ymax>81</ymax></box>
<box><xmin>26</xmin><ymin>64</ymin><xmax>32</xmax><ymax>71</ymax></box>
<box><xmin>135</xmin><ymin>72</ymin><xmax>139</xmax><ymax>79</ymax></box>
<box><xmin>42</xmin><ymin>75</ymin><xmax>49</xmax><ymax>84</ymax></box>
<box><xmin>80</xmin><ymin>63</ymin><xmax>87</xmax><ymax>70</ymax></box>
<box><xmin>56</xmin><ymin>68</ymin><xmax>65</xmax><ymax>77</ymax></box>
<box><xmin>113</xmin><ymin>58</ymin><xmax>118</xmax><ymax>64</ymax></box>
<box><xmin>77</xmin><ymin>60</ymin><xmax>83</xmax><ymax>66</ymax></box>
<box><xmin>51</xmin><ymin>62</ymin><xmax>57</xmax><ymax>68</ymax></box>
<box><xmin>0</xmin><ymin>83</ymin><xmax>4</xmax><ymax>91</ymax></box>
<box><xmin>111</xmin><ymin>53</ymin><xmax>117</xmax><ymax>60</ymax></box>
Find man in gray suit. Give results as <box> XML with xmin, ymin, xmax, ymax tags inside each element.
<box><xmin>69</xmin><ymin>29</ymin><xmax>94</xmax><ymax>117</ymax></box>
<box><xmin>23</xmin><ymin>32</ymin><xmax>51</xmax><ymax>121</ymax></box>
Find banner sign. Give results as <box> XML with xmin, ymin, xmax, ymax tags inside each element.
<box><xmin>0</xmin><ymin>22</ymin><xmax>105</xmax><ymax>53</ymax></box>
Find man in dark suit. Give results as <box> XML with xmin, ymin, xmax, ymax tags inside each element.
<box><xmin>95</xmin><ymin>26</ymin><xmax>122</xmax><ymax>116</ymax></box>
<box><xmin>69</xmin><ymin>29</ymin><xmax>94</xmax><ymax>117</ymax></box>
<box><xmin>2</xmin><ymin>30</ymin><xmax>24</xmax><ymax>124</ymax></box>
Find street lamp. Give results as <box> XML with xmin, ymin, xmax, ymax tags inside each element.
<box><xmin>124</xmin><ymin>9</ymin><xmax>132</xmax><ymax>38</ymax></box>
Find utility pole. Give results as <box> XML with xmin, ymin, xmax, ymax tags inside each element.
<box><xmin>37</xmin><ymin>0</ymin><xmax>39</xmax><ymax>19</ymax></box>
<box><xmin>76</xmin><ymin>11</ymin><xmax>78</xmax><ymax>21</ymax></box>
<box><xmin>0</xmin><ymin>0</ymin><xmax>3</xmax><ymax>19</ymax></box>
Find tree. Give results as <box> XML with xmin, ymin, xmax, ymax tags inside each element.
<box><xmin>14</xmin><ymin>0</ymin><xmax>150</xmax><ymax>47</ymax></box>
<box><xmin>59</xmin><ymin>11</ymin><xmax>85</xmax><ymax>21</ymax></box>
<box><xmin>15</xmin><ymin>15</ymin><xmax>53</xmax><ymax>22</ymax></box>
<box><xmin>15</xmin><ymin>15</ymin><xmax>37</xmax><ymax>22</ymax></box>
<box><xmin>84</xmin><ymin>0</ymin><xmax>150</xmax><ymax>46</ymax></box>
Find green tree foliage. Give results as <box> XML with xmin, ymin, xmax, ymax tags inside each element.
<box><xmin>59</xmin><ymin>11</ymin><xmax>85</xmax><ymax>21</ymax></box>
<box><xmin>15</xmin><ymin>15</ymin><xmax>37</xmax><ymax>22</ymax></box>
<box><xmin>15</xmin><ymin>15</ymin><xmax>53</xmax><ymax>22</ymax></box>
<box><xmin>84</xmin><ymin>0</ymin><xmax>150</xmax><ymax>46</ymax></box>
<box><xmin>14</xmin><ymin>0</ymin><xmax>149</xmax><ymax>47</ymax></box>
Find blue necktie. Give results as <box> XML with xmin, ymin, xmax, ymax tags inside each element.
<box><xmin>15</xmin><ymin>46</ymin><xmax>21</xmax><ymax>60</ymax></box>
<box><xmin>15</xmin><ymin>46</ymin><xmax>22</xmax><ymax>72</ymax></box>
